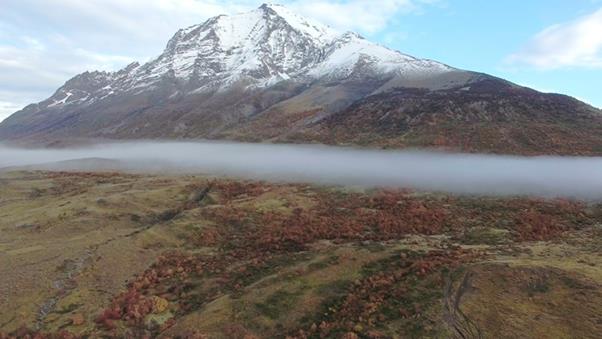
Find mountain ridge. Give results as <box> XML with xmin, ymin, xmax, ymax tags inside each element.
<box><xmin>1</xmin><ymin>3</ymin><xmax>601</xmax><ymax>155</ymax></box>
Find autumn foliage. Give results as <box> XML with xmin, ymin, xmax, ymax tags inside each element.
<box><xmin>288</xmin><ymin>248</ymin><xmax>481</xmax><ymax>338</ymax></box>
<box><xmin>0</xmin><ymin>328</ymin><xmax>78</xmax><ymax>339</ymax></box>
<box><xmin>89</xmin><ymin>180</ymin><xmax>594</xmax><ymax>336</ymax></box>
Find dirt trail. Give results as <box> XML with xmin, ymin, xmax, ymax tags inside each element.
<box><xmin>444</xmin><ymin>271</ymin><xmax>483</xmax><ymax>339</ymax></box>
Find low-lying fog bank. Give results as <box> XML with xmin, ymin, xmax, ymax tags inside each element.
<box><xmin>1</xmin><ymin>141</ymin><xmax>601</xmax><ymax>199</ymax></box>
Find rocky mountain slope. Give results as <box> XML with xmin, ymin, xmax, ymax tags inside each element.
<box><xmin>281</xmin><ymin>78</ymin><xmax>602</xmax><ymax>155</ymax></box>
<box><xmin>1</xmin><ymin>3</ymin><xmax>601</xmax><ymax>154</ymax></box>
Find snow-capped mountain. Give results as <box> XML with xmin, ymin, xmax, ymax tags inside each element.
<box><xmin>35</xmin><ymin>3</ymin><xmax>454</xmax><ymax>109</ymax></box>
<box><xmin>1</xmin><ymin>3</ymin><xmax>600</xmax><ymax>155</ymax></box>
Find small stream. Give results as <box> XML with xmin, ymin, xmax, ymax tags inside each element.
<box><xmin>36</xmin><ymin>248</ymin><xmax>94</xmax><ymax>329</ymax></box>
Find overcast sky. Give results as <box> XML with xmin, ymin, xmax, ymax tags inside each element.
<box><xmin>1</xmin><ymin>0</ymin><xmax>601</xmax><ymax>122</ymax></box>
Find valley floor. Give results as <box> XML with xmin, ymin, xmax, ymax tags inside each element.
<box><xmin>0</xmin><ymin>171</ymin><xmax>601</xmax><ymax>338</ymax></box>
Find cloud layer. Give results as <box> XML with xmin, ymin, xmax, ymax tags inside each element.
<box><xmin>508</xmin><ymin>8</ymin><xmax>602</xmax><ymax>69</ymax></box>
<box><xmin>289</xmin><ymin>0</ymin><xmax>423</xmax><ymax>34</ymax></box>
<box><xmin>1</xmin><ymin>141</ymin><xmax>602</xmax><ymax>200</ymax></box>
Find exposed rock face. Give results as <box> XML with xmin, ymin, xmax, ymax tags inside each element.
<box><xmin>1</xmin><ymin>4</ymin><xmax>600</xmax><ymax>155</ymax></box>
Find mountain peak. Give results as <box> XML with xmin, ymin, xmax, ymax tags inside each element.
<box><xmin>258</xmin><ymin>2</ymin><xmax>284</xmax><ymax>10</ymax></box>
<box><xmin>149</xmin><ymin>4</ymin><xmax>452</xmax><ymax>88</ymax></box>
<box><xmin>3</xmin><ymin>3</ymin><xmax>455</xmax><ymax>122</ymax></box>
<box><xmin>260</xmin><ymin>3</ymin><xmax>340</xmax><ymax>41</ymax></box>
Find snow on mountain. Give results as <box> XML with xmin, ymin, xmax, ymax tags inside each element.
<box><xmin>36</xmin><ymin>3</ymin><xmax>452</xmax><ymax>110</ymax></box>
<box><xmin>3</xmin><ymin>3</ymin><xmax>601</xmax><ymax>153</ymax></box>
<box><xmin>307</xmin><ymin>32</ymin><xmax>451</xmax><ymax>80</ymax></box>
